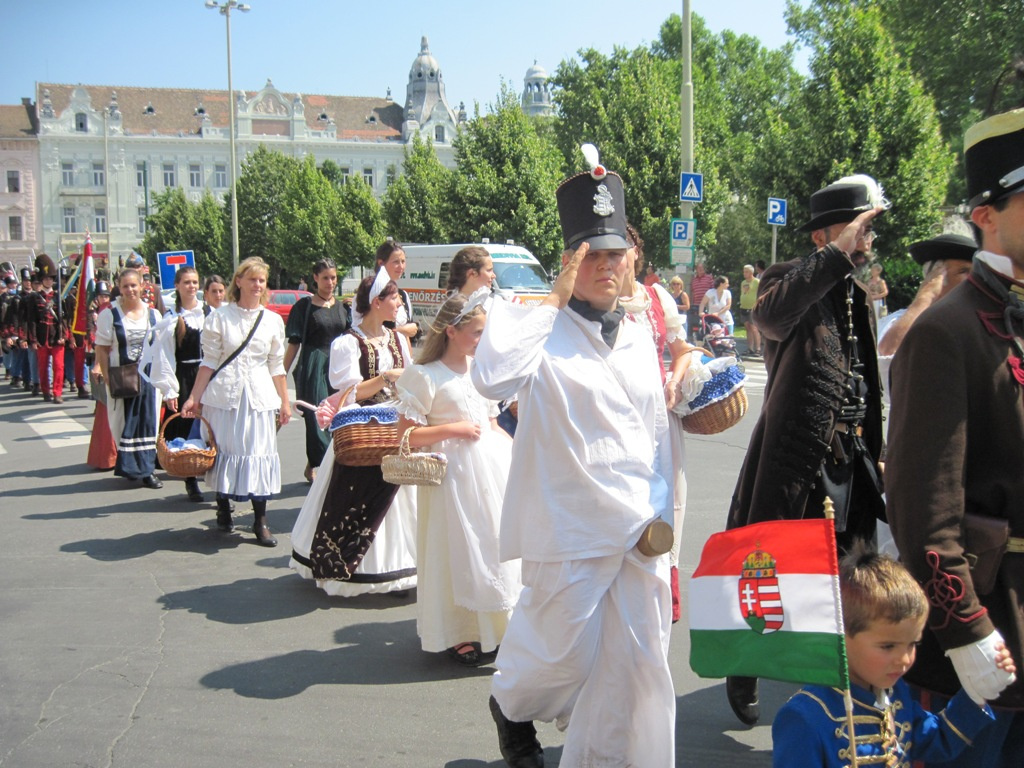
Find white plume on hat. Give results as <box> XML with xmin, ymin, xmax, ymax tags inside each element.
<box><xmin>834</xmin><ymin>174</ymin><xmax>891</xmax><ymax>211</ymax></box>
<box><xmin>580</xmin><ymin>143</ymin><xmax>607</xmax><ymax>181</ymax></box>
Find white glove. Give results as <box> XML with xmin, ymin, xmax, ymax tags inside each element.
<box><xmin>946</xmin><ymin>630</ymin><xmax>1017</xmax><ymax>705</ymax></box>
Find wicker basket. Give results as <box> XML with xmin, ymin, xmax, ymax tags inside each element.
<box><xmin>680</xmin><ymin>387</ymin><xmax>748</xmax><ymax>435</ymax></box>
<box><xmin>331</xmin><ymin>400</ymin><xmax>400</xmax><ymax>467</ymax></box>
<box><xmin>381</xmin><ymin>428</ymin><xmax>447</xmax><ymax>486</ymax></box>
<box><xmin>156</xmin><ymin>413</ymin><xmax>217</xmax><ymax>477</ymax></box>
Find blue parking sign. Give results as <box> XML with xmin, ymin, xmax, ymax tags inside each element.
<box><xmin>767</xmin><ymin>197</ymin><xmax>787</xmax><ymax>226</ymax></box>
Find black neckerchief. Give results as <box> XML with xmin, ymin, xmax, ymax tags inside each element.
<box><xmin>568</xmin><ymin>296</ymin><xmax>625</xmax><ymax>348</ymax></box>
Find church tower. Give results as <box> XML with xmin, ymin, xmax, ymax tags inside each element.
<box><xmin>402</xmin><ymin>36</ymin><xmax>459</xmax><ymax>144</ymax></box>
<box><xmin>521</xmin><ymin>61</ymin><xmax>553</xmax><ymax>118</ymax></box>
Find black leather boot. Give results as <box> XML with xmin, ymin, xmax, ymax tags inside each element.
<box><xmin>184</xmin><ymin>477</ymin><xmax>204</xmax><ymax>503</ymax></box>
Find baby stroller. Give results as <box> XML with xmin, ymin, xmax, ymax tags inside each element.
<box><xmin>697</xmin><ymin>314</ymin><xmax>743</xmax><ymax>369</ymax></box>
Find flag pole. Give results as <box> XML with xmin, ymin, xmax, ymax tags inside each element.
<box><xmin>823</xmin><ymin>497</ymin><xmax>859</xmax><ymax>765</ymax></box>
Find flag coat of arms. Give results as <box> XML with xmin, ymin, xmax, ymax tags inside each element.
<box><xmin>689</xmin><ymin>518</ymin><xmax>848</xmax><ymax>687</ymax></box>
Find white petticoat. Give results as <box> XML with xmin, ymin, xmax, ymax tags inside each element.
<box><xmin>201</xmin><ymin>391</ymin><xmax>281</xmax><ymax>499</ymax></box>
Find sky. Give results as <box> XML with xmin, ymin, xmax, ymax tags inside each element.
<box><xmin>2</xmin><ymin>0</ymin><xmax>804</xmax><ymax>108</ymax></box>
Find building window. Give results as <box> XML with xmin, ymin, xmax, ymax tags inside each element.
<box><xmin>162</xmin><ymin>163</ymin><xmax>176</xmax><ymax>187</ymax></box>
<box><xmin>63</xmin><ymin>206</ymin><xmax>77</xmax><ymax>234</ymax></box>
<box><xmin>75</xmin><ymin>112</ymin><xmax>88</xmax><ymax>132</ymax></box>
<box><xmin>214</xmin><ymin>164</ymin><xmax>227</xmax><ymax>188</ymax></box>
<box><xmin>189</xmin><ymin>163</ymin><xmax>202</xmax><ymax>188</ymax></box>
<box><xmin>138</xmin><ymin>206</ymin><xmax>147</xmax><ymax>234</ymax></box>
<box><xmin>340</xmin><ymin>166</ymin><xmax>350</xmax><ymax>185</ymax></box>
<box><xmin>363</xmin><ymin>167</ymin><xmax>374</xmax><ymax>187</ymax></box>
<box><xmin>136</xmin><ymin>162</ymin><xmax>146</xmax><ymax>188</ymax></box>
<box><xmin>62</xmin><ymin>162</ymin><xmax>74</xmax><ymax>186</ymax></box>
<box><xmin>435</xmin><ymin>125</ymin><xmax>445</xmax><ymax>142</ymax></box>
<box><xmin>94</xmin><ymin>207</ymin><xmax>107</xmax><ymax>233</ymax></box>
<box><xmin>386</xmin><ymin>167</ymin><xmax>396</xmax><ymax>187</ymax></box>
<box><xmin>8</xmin><ymin>216</ymin><xmax>23</xmax><ymax>241</ymax></box>
<box><xmin>6</xmin><ymin>170</ymin><xmax>20</xmax><ymax>193</ymax></box>
<box><xmin>92</xmin><ymin>162</ymin><xmax>105</xmax><ymax>187</ymax></box>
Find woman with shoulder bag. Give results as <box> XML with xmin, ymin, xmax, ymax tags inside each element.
<box><xmin>92</xmin><ymin>269</ymin><xmax>163</xmax><ymax>489</ymax></box>
<box><xmin>181</xmin><ymin>257</ymin><xmax>291</xmax><ymax>546</ymax></box>
<box><xmin>283</xmin><ymin>258</ymin><xmax>349</xmax><ymax>484</ymax></box>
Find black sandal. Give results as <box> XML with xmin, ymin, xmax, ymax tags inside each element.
<box><xmin>447</xmin><ymin>642</ymin><xmax>482</xmax><ymax>667</ymax></box>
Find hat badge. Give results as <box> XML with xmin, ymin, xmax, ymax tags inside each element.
<box><xmin>593</xmin><ymin>184</ymin><xmax>615</xmax><ymax>217</ymax></box>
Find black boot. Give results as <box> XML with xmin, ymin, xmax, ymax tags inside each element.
<box><xmin>184</xmin><ymin>477</ymin><xmax>204</xmax><ymax>503</ymax></box>
<box><xmin>726</xmin><ymin>676</ymin><xmax>760</xmax><ymax>726</ymax></box>
<box><xmin>215</xmin><ymin>494</ymin><xmax>234</xmax><ymax>532</ymax></box>
<box><xmin>489</xmin><ymin>696</ymin><xmax>543</xmax><ymax>768</ymax></box>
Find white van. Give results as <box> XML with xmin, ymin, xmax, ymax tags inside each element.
<box><xmin>402</xmin><ymin>242</ymin><xmax>552</xmax><ymax>334</ymax></box>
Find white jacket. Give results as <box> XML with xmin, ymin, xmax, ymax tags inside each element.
<box><xmin>199</xmin><ymin>304</ymin><xmax>285</xmax><ymax>412</ymax></box>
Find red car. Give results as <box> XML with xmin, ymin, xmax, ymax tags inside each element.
<box><xmin>265</xmin><ymin>289</ymin><xmax>311</xmax><ymax>322</ymax></box>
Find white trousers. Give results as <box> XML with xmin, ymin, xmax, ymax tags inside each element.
<box><xmin>491</xmin><ymin>549</ymin><xmax>675</xmax><ymax>767</ymax></box>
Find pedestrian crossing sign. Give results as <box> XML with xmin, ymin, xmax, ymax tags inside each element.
<box><xmin>679</xmin><ymin>172</ymin><xmax>704</xmax><ymax>203</ymax></box>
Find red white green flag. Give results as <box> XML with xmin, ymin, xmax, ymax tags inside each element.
<box><xmin>688</xmin><ymin>518</ymin><xmax>848</xmax><ymax>688</ymax></box>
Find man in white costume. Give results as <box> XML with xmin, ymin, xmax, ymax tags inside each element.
<box><xmin>472</xmin><ymin>156</ymin><xmax>675</xmax><ymax>767</ymax></box>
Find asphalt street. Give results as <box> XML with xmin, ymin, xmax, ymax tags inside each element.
<box><xmin>0</xmin><ymin>359</ymin><xmax>796</xmax><ymax>767</ymax></box>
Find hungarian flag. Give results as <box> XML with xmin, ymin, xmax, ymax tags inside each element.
<box><xmin>72</xmin><ymin>234</ymin><xmax>95</xmax><ymax>335</ymax></box>
<box><xmin>688</xmin><ymin>518</ymin><xmax>848</xmax><ymax>688</ymax></box>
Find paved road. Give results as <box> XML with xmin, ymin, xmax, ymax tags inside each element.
<box><xmin>0</xmin><ymin>360</ymin><xmax>794</xmax><ymax>767</ymax></box>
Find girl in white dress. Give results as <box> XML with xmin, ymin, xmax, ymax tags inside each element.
<box><xmin>395</xmin><ymin>290</ymin><xmax>520</xmax><ymax>665</ymax></box>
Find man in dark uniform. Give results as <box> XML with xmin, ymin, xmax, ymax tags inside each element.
<box><xmin>1</xmin><ymin>273</ymin><xmax>18</xmax><ymax>380</ymax></box>
<box><xmin>13</xmin><ymin>268</ymin><xmax>37</xmax><ymax>392</ymax></box>
<box><xmin>887</xmin><ymin>108</ymin><xmax>1024</xmax><ymax>765</ymax></box>
<box><xmin>26</xmin><ymin>254</ymin><xmax>66</xmax><ymax>403</ymax></box>
<box><xmin>723</xmin><ymin>175</ymin><xmax>887</xmax><ymax>725</ymax></box>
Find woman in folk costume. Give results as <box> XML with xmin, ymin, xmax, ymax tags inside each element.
<box><xmin>283</xmin><ymin>258</ymin><xmax>349</xmax><ymax>484</ymax></box>
<box><xmin>181</xmin><ymin>257</ymin><xmax>291</xmax><ymax>546</ymax></box>
<box><xmin>144</xmin><ymin>267</ymin><xmax>209</xmax><ymax>502</ymax></box>
<box><xmin>619</xmin><ymin>224</ymin><xmax>702</xmax><ymax>623</ymax></box>
<box><xmin>86</xmin><ymin>281</ymin><xmax>118</xmax><ymax>470</ymax></box>
<box><xmin>394</xmin><ymin>290</ymin><xmax>520</xmax><ymax>665</ymax></box>
<box><xmin>289</xmin><ymin>270</ymin><xmax>417</xmax><ymax>596</ymax></box>
<box><xmin>92</xmin><ymin>269</ymin><xmax>163</xmax><ymax>488</ymax></box>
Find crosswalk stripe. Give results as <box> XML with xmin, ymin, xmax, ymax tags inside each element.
<box><xmin>23</xmin><ymin>410</ymin><xmax>92</xmax><ymax>449</ymax></box>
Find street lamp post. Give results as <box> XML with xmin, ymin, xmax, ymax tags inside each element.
<box><xmin>205</xmin><ymin>0</ymin><xmax>250</xmax><ymax>273</ymax></box>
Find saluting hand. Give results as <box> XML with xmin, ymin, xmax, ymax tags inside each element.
<box><xmin>544</xmin><ymin>242</ymin><xmax>590</xmax><ymax>310</ymax></box>
<box><xmin>834</xmin><ymin>207</ymin><xmax>884</xmax><ymax>257</ymax></box>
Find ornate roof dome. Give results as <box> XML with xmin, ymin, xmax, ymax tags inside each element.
<box><xmin>525</xmin><ymin>62</ymin><xmax>548</xmax><ymax>82</ymax></box>
<box><xmin>409</xmin><ymin>36</ymin><xmax>442</xmax><ymax>83</ymax></box>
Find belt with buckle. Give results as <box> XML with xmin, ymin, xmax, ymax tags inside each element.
<box><xmin>833</xmin><ymin>422</ymin><xmax>863</xmax><ymax>437</ymax></box>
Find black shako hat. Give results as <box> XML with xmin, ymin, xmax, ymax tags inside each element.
<box><xmin>556</xmin><ymin>144</ymin><xmax>629</xmax><ymax>251</ymax></box>
<box><xmin>965</xmin><ymin>108</ymin><xmax>1024</xmax><ymax>209</ymax></box>
<box><xmin>907</xmin><ymin>233</ymin><xmax>977</xmax><ymax>266</ymax></box>
<box><xmin>19</xmin><ymin>267</ymin><xmax>32</xmax><ymax>283</ymax></box>
<box><xmin>798</xmin><ymin>174</ymin><xmax>891</xmax><ymax>233</ymax></box>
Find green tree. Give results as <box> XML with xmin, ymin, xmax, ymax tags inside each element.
<box><xmin>762</xmin><ymin>3</ymin><xmax>953</xmax><ymax>293</ymax></box>
<box><xmin>335</xmin><ymin>175</ymin><xmax>387</xmax><ymax>270</ymax></box>
<box><xmin>232</xmin><ymin>145</ymin><xmax>300</xmax><ymax>274</ymax></box>
<box><xmin>381</xmin><ymin>133</ymin><xmax>454</xmax><ymax>245</ymax></box>
<box><xmin>449</xmin><ymin>87</ymin><xmax>564</xmax><ymax>270</ymax></box>
<box><xmin>273</xmin><ymin>154</ymin><xmax>340</xmax><ymax>285</ymax></box>
<box><xmin>140</xmin><ymin>188</ymin><xmax>229</xmax><ymax>279</ymax></box>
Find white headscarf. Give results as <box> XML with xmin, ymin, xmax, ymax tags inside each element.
<box><xmin>353</xmin><ymin>266</ymin><xmax>392</xmax><ymax>329</ymax></box>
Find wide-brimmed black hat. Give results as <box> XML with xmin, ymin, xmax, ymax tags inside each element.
<box><xmin>965</xmin><ymin>108</ymin><xmax>1024</xmax><ymax>209</ymax></box>
<box><xmin>908</xmin><ymin>233</ymin><xmax>977</xmax><ymax>266</ymax></box>
<box><xmin>798</xmin><ymin>174</ymin><xmax>891</xmax><ymax>233</ymax></box>
<box><xmin>556</xmin><ymin>148</ymin><xmax>629</xmax><ymax>251</ymax></box>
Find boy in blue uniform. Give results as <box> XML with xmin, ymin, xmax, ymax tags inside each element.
<box><xmin>772</xmin><ymin>548</ymin><xmax>1015</xmax><ymax>767</ymax></box>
